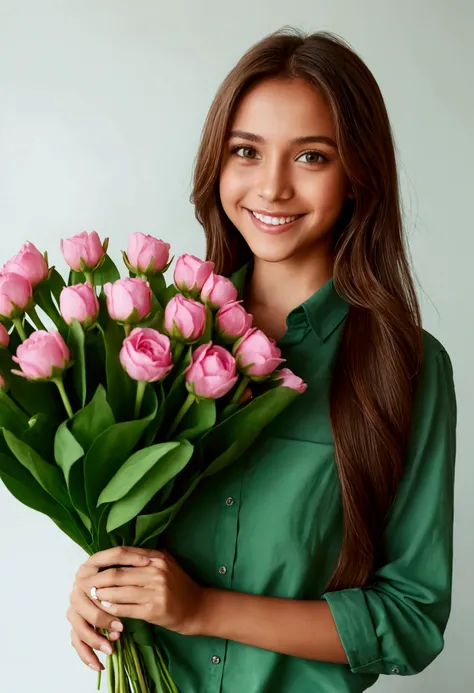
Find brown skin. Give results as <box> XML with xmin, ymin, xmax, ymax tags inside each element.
<box><xmin>69</xmin><ymin>78</ymin><xmax>350</xmax><ymax>672</ymax></box>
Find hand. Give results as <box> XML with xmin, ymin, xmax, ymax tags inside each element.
<box><xmin>76</xmin><ymin>546</ymin><xmax>205</xmax><ymax>637</ymax></box>
<box><xmin>67</xmin><ymin>546</ymin><xmax>157</xmax><ymax>673</ymax></box>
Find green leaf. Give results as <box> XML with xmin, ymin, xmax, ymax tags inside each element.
<box><xmin>2</xmin><ymin>428</ymin><xmax>73</xmax><ymax>509</ymax></box>
<box><xmin>22</xmin><ymin>412</ymin><xmax>57</xmax><ymax>462</ymax></box>
<box><xmin>0</xmin><ymin>452</ymin><xmax>92</xmax><ymax>553</ymax></box>
<box><xmin>33</xmin><ymin>279</ymin><xmax>68</xmax><ymax>339</ymax></box>
<box><xmin>134</xmin><ymin>473</ymin><xmax>201</xmax><ymax>546</ymax></box>
<box><xmin>106</xmin><ymin>440</ymin><xmax>194</xmax><ymax>532</ymax></box>
<box><xmin>83</xmin><ymin>387</ymin><xmax>158</xmax><ymax>523</ymax></box>
<box><xmin>69</xmin><ymin>384</ymin><xmax>115</xmax><ymax>451</ymax></box>
<box><xmin>68</xmin><ymin>254</ymin><xmax>120</xmax><ymax>287</ymax></box>
<box><xmin>48</xmin><ymin>267</ymin><xmax>66</xmax><ymax>305</ymax></box>
<box><xmin>0</xmin><ymin>349</ymin><xmax>63</xmax><ymax>421</ymax></box>
<box><xmin>98</xmin><ymin>441</ymin><xmax>180</xmax><ymax>505</ymax></box>
<box><xmin>198</xmin><ymin>386</ymin><xmax>300</xmax><ymax>478</ymax></box>
<box><xmin>160</xmin><ymin>283</ymin><xmax>178</xmax><ymax>307</ymax></box>
<box><xmin>0</xmin><ymin>390</ymin><xmax>30</xmax><ymax>438</ymax></box>
<box><xmin>67</xmin><ymin>319</ymin><xmax>87</xmax><ymax>407</ymax></box>
<box><xmin>96</xmin><ymin>296</ymin><xmax>135</xmax><ymax>421</ymax></box>
<box><xmin>176</xmin><ymin>398</ymin><xmax>216</xmax><ymax>441</ymax></box>
<box><xmin>54</xmin><ymin>420</ymin><xmax>84</xmax><ymax>483</ymax></box>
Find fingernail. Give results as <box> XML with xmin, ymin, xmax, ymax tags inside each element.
<box><xmin>88</xmin><ymin>663</ymin><xmax>102</xmax><ymax>672</ymax></box>
<box><xmin>100</xmin><ymin>644</ymin><xmax>113</xmax><ymax>655</ymax></box>
<box><xmin>111</xmin><ymin>621</ymin><xmax>123</xmax><ymax>632</ymax></box>
<box><xmin>109</xmin><ymin>632</ymin><xmax>121</xmax><ymax>641</ymax></box>
<box><xmin>101</xmin><ymin>601</ymin><xmax>112</xmax><ymax>608</ymax></box>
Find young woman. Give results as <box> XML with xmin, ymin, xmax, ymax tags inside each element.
<box><xmin>67</xmin><ymin>29</ymin><xmax>457</xmax><ymax>692</ymax></box>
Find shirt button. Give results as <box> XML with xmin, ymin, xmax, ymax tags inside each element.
<box><xmin>225</xmin><ymin>497</ymin><xmax>234</xmax><ymax>506</ymax></box>
<box><xmin>212</xmin><ymin>655</ymin><xmax>221</xmax><ymax>664</ymax></box>
<box><xmin>219</xmin><ymin>565</ymin><xmax>227</xmax><ymax>575</ymax></box>
<box><xmin>391</xmin><ymin>667</ymin><xmax>400</xmax><ymax>674</ymax></box>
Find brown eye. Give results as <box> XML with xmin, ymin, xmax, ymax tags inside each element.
<box><xmin>232</xmin><ymin>146</ymin><xmax>259</xmax><ymax>160</ymax></box>
<box><xmin>297</xmin><ymin>151</ymin><xmax>328</xmax><ymax>164</ymax></box>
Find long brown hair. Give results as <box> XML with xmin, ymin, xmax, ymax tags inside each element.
<box><xmin>190</xmin><ymin>28</ymin><xmax>423</xmax><ymax>591</ymax></box>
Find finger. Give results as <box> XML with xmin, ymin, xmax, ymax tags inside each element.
<box><xmin>70</xmin><ymin>587</ymin><xmax>124</xmax><ymax>633</ymax></box>
<box><xmin>90</xmin><ymin>564</ymin><xmax>164</xmax><ymax>591</ymax></box>
<box><xmin>238</xmin><ymin>386</ymin><xmax>253</xmax><ymax>404</ymax></box>
<box><xmin>95</xmin><ymin>586</ymin><xmax>153</xmax><ymax>605</ymax></box>
<box><xmin>68</xmin><ymin>608</ymin><xmax>115</xmax><ymax>656</ymax></box>
<box><xmin>101</xmin><ymin>602</ymin><xmax>150</xmax><ymax>620</ymax></box>
<box><xmin>77</xmin><ymin>547</ymin><xmax>155</xmax><ymax>580</ymax></box>
<box><xmin>71</xmin><ymin>630</ymin><xmax>105</xmax><ymax>672</ymax></box>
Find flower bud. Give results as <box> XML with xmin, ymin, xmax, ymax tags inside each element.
<box><xmin>11</xmin><ymin>330</ymin><xmax>71</xmax><ymax>381</ymax></box>
<box><xmin>60</xmin><ymin>231</ymin><xmax>105</xmax><ymax>272</ymax></box>
<box><xmin>59</xmin><ymin>282</ymin><xmax>99</xmax><ymax>328</ymax></box>
<box><xmin>104</xmin><ymin>277</ymin><xmax>152</xmax><ymax>324</ymax></box>
<box><xmin>3</xmin><ymin>242</ymin><xmax>49</xmax><ymax>287</ymax></box>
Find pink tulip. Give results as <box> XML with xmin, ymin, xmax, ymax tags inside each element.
<box><xmin>0</xmin><ymin>323</ymin><xmax>9</xmax><ymax>348</ymax></box>
<box><xmin>59</xmin><ymin>282</ymin><xmax>99</xmax><ymax>327</ymax></box>
<box><xmin>11</xmin><ymin>330</ymin><xmax>70</xmax><ymax>380</ymax></box>
<box><xmin>216</xmin><ymin>300</ymin><xmax>253</xmax><ymax>343</ymax></box>
<box><xmin>126</xmin><ymin>233</ymin><xmax>171</xmax><ymax>275</ymax></box>
<box><xmin>3</xmin><ymin>242</ymin><xmax>49</xmax><ymax>287</ymax></box>
<box><xmin>60</xmin><ymin>231</ymin><xmax>105</xmax><ymax>272</ymax></box>
<box><xmin>120</xmin><ymin>328</ymin><xmax>173</xmax><ymax>382</ymax></box>
<box><xmin>274</xmin><ymin>367</ymin><xmax>307</xmax><ymax>394</ymax></box>
<box><xmin>233</xmin><ymin>328</ymin><xmax>285</xmax><ymax>379</ymax></box>
<box><xmin>200</xmin><ymin>273</ymin><xmax>238</xmax><ymax>310</ymax></box>
<box><xmin>185</xmin><ymin>342</ymin><xmax>238</xmax><ymax>399</ymax></box>
<box><xmin>164</xmin><ymin>294</ymin><xmax>206</xmax><ymax>342</ymax></box>
<box><xmin>0</xmin><ymin>272</ymin><xmax>33</xmax><ymax>320</ymax></box>
<box><xmin>104</xmin><ymin>277</ymin><xmax>152</xmax><ymax>324</ymax></box>
<box><xmin>174</xmin><ymin>254</ymin><xmax>214</xmax><ymax>295</ymax></box>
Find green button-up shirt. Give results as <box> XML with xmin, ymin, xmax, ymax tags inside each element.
<box><xmin>156</xmin><ymin>262</ymin><xmax>457</xmax><ymax>692</ymax></box>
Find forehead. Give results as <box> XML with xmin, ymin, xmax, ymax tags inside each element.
<box><xmin>229</xmin><ymin>77</ymin><xmax>335</xmax><ymax>139</ymax></box>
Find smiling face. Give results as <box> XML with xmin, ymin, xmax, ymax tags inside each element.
<box><xmin>219</xmin><ymin>77</ymin><xmax>351</xmax><ymax>265</ymax></box>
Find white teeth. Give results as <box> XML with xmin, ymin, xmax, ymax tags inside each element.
<box><xmin>252</xmin><ymin>211</ymin><xmax>299</xmax><ymax>225</ymax></box>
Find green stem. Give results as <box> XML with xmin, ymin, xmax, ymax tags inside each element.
<box><xmin>12</xmin><ymin>317</ymin><xmax>27</xmax><ymax>342</ymax></box>
<box><xmin>27</xmin><ymin>306</ymin><xmax>47</xmax><ymax>331</ymax></box>
<box><xmin>52</xmin><ymin>376</ymin><xmax>74</xmax><ymax>418</ymax></box>
<box><xmin>97</xmin><ymin>669</ymin><xmax>102</xmax><ymax>691</ymax></box>
<box><xmin>166</xmin><ymin>392</ymin><xmax>195</xmax><ymax>440</ymax></box>
<box><xmin>128</xmin><ymin>635</ymin><xmax>150</xmax><ymax>693</ymax></box>
<box><xmin>231</xmin><ymin>375</ymin><xmax>250</xmax><ymax>405</ymax></box>
<box><xmin>154</xmin><ymin>642</ymin><xmax>179</xmax><ymax>693</ymax></box>
<box><xmin>172</xmin><ymin>341</ymin><xmax>184</xmax><ymax>364</ymax></box>
<box><xmin>124</xmin><ymin>323</ymin><xmax>132</xmax><ymax>338</ymax></box>
<box><xmin>107</xmin><ymin>649</ymin><xmax>114</xmax><ymax>693</ymax></box>
<box><xmin>134</xmin><ymin>380</ymin><xmax>147</xmax><ymax>419</ymax></box>
<box><xmin>84</xmin><ymin>270</ymin><xmax>95</xmax><ymax>287</ymax></box>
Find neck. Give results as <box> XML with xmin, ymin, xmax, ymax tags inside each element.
<box><xmin>246</xmin><ymin>251</ymin><xmax>334</xmax><ymax>320</ymax></box>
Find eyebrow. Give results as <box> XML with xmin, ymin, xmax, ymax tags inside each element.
<box><xmin>228</xmin><ymin>130</ymin><xmax>337</xmax><ymax>148</ymax></box>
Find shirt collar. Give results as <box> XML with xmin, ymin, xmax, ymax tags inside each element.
<box><xmin>230</xmin><ymin>260</ymin><xmax>350</xmax><ymax>343</ymax></box>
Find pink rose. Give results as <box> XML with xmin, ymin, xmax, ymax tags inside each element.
<box><xmin>59</xmin><ymin>282</ymin><xmax>99</xmax><ymax>327</ymax></box>
<box><xmin>11</xmin><ymin>330</ymin><xmax>70</xmax><ymax>380</ymax></box>
<box><xmin>119</xmin><ymin>328</ymin><xmax>173</xmax><ymax>382</ymax></box>
<box><xmin>174</xmin><ymin>254</ymin><xmax>214</xmax><ymax>295</ymax></box>
<box><xmin>104</xmin><ymin>277</ymin><xmax>152</xmax><ymax>324</ymax></box>
<box><xmin>200</xmin><ymin>273</ymin><xmax>238</xmax><ymax>310</ymax></box>
<box><xmin>0</xmin><ymin>272</ymin><xmax>33</xmax><ymax>319</ymax></box>
<box><xmin>3</xmin><ymin>242</ymin><xmax>49</xmax><ymax>287</ymax></box>
<box><xmin>185</xmin><ymin>342</ymin><xmax>238</xmax><ymax>399</ymax></box>
<box><xmin>274</xmin><ymin>367</ymin><xmax>307</xmax><ymax>394</ymax></box>
<box><xmin>164</xmin><ymin>294</ymin><xmax>206</xmax><ymax>342</ymax></box>
<box><xmin>126</xmin><ymin>233</ymin><xmax>171</xmax><ymax>275</ymax></box>
<box><xmin>216</xmin><ymin>300</ymin><xmax>253</xmax><ymax>343</ymax></box>
<box><xmin>60</xmin><ymin>231</ymin><xmax>105</xmax><ymax>272</ymax></box>
<box><xmin>233</xmin><ymin>328</ymin><xmax>285</xmax><ymax>379</ymax></box>
<box><xmin>0</xmin><ymin>323</ymin><xmax>9</xmax><ymax>348</ymax></box>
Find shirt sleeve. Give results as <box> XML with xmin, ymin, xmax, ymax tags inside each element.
<box><xmin>321</xmin><ymin>346</ymin><xmax>457</xmax><ymax>677</ymax></box>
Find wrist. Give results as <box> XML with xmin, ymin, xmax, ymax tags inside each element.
<box><xmin>191</xmin><ymin>586</ymin><xmax>222</xmax><ymax>637</ymax></box>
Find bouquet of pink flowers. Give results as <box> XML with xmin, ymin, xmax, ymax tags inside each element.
<box><xmin>0</xmin><ymin>231</ymin><xmax>307</xmax><ymax>693</ymax></box>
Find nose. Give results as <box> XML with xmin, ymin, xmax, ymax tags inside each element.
<box><xmin>256</xmin><ymin>156</ymin><xmax>293</xmax><ymax>203</ymax></box>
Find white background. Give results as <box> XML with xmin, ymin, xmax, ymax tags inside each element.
<box><xmin>0</xmin><ymin>1</ymin><xmax>472</xmax><ymax>691</ymax></box>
